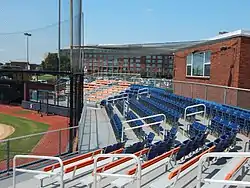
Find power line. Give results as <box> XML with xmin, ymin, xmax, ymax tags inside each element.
<box><xmin>0</xmin><ymin>14</ymin><xmax>80</xmax><ymax>36</ymax></box>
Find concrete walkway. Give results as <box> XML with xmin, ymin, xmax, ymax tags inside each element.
<box><xmin>78</xmin><ymin>107</ymin><xmax>117</xmax><ymax>153</ymax></box>
<box><xmin>114</xmin><ymin>106</ymin><xmax>139</xmax><ymax>146</ymax></box>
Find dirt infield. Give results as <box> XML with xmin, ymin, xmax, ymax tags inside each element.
<box><xmin>0</xmin><ymin>124</ymin><xmax>15</xmax><ymax>140</ymax></box>
<box><xmin>0</xmin><ymin>105</ymin><xmax>70</xmax><ymax>171</ymax></box>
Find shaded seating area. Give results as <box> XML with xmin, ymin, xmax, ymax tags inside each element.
<box><xmin>188</xmin><ymin>121</ymin><xmax>208</xmax><ymax>138</ymax></box>
<box><xmin>196</xmin><ymin>98</ymin><xmax>250</xmax><ymax>135</ymax></box>
<box><xmin>139</xmin><ymin>96</ymin><xmax>181</xmax><ymax>125</ymax></box>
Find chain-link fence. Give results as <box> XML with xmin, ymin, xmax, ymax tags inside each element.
<box><xmin>0</xmin><ymin>126</ymin><xmax>78</xmax><ymax>174</ymax></box>
<box><xmin>173</xmin><ymin>80</ymin><xmax>250</xmax><ymax>109</ymax></box>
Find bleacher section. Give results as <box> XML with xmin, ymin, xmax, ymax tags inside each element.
<box><xmin>6</xmin><ymin>83</ymin><xmax>250</xmax><ymax>188</ymax></box>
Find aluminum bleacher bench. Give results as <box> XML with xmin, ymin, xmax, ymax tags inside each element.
<box><xmin>150</xmin><ymin>145</ymin><xmax>215</xmax><ymax>188</ymax></box>
<box><xmin>34</xmin><ymin>148</ymin><xmax>123</xmax><ymax>186</ymax></box>
<box><xmin>111</xmin><ymin>147</ymin><xmax>180</xmax><ymax>188</ymax></box>
<box><xmin>34</xmin><ymin>149</ymin><xmax>103</xmax><ymax>186</ymax></box>
<box><xmin>224</xmin><ymin>157</ymin><xmax>248</xmax><ymax>180</ymax></box>
<box><xmin>80</xmin><ymin>148</ymin><xmax>149</xmax><ymax>187</ymax></box>
<box><xmin>201</xmin><ymin>157</ymin><xmax>245</xmax><ymax>188</ymax></box>
<box><xmin>55</xmin><ymin>148</ymin><xmax>124</xmax><ymax>182</ymax></box>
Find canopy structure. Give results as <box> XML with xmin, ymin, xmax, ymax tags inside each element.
<box><xmin>73</xmin><ymin>29</ymin><xmax>250</xmax><ymax>56</ymax></box>
<box><xmin>74</xmin><ymin>40</ymin><xmax>206</xmax><ymax>56</ymax></box>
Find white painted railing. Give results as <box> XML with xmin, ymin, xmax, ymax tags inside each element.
<box><xmin>184</xmin><ymin>104</ymin><xmax>206</xmax><ymax>123</ymax></box>
<box><xmin>196</xmin><ymin>152</ymin><xmax>250</xmax><ymax>188</ymax></box>
<box><xmin>121</xmin><ymin>113</ymin><xmax>166</xmax><ymax>142</ymax></box>
<box><xmin>13</xmin><ymin>155</ymin><xmax>64</xmax><ymax>188</ymax></box>
<box><xmin>107</xmin><ymin>93</ymin><xmax>129</xmax><ymax>116</ymax></box>
<box><xmin>93</xmin><ymin>154</ymin><xmax>141</xmax><ymax>188</ymax></box>
<box><xmin>137</xmin><ymin>88</ymin><xmax>150</xmax><ymax>100</ymax></box>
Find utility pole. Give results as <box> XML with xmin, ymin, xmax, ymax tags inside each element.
<box><xmin>24</xmin><ymin>32</ymin><xmax>31</xmax><ymax>69</ymax></box>
<box><xmin>57</xmin><ymin>0</ymin><xmax>61</xmax><ymax>105</ymax></box>
<box><xmin>70</xmin><ymin>0</ymin><xmax>74</xmax><ymax>72</ymax></box>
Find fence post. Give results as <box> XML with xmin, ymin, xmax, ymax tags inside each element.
<box><xmin>224</xmin><ymin>88</ymin><xmax>227</xmax><ymax>104</ymax></box>
<box><xmin>59</xmin><ymin>130</ymin><xmax>62</xmax><ymax>156</ymax></box>
<box><xmin>191</xmin><ymin>83</ymin><xmax>193</xmax><ymax>98</ymax></box>
<box><xmin>205</xmin><ymin>85</ymin><xmax>207</xmax><ymax>100</ymax></box>
<box><xmin>236</xmin><ymin>89</ymin><xmax>238</xmax><ymax>106</ymax></box>
<box><xmin>180</xmin><ymin>82</ymin><xmax>183</xmax><ymax>96</ymax></box>
<box><xmin>6</xmin><ymin>140</ymin><xmax>10</xmax><ymax>174</ymax></box>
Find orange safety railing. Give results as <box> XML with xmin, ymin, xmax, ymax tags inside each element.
<box><xmin>168</xmin><ymin>146</ymin><xmax>215</xmax><ymax>180</ymax></box>
<box><xmin>127</xmin><ymin>147</ymin><xmax>180</xmax><ymax>175</ymax></box>
<box><xmin>224</xmin><ymin>157</ymin><xmax>248</xmax><ymax>180</ymax></box>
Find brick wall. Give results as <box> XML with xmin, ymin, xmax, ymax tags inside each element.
<box><xmin>239</xmin><ymin>37</ymin><xmax>250</xmax><ymax>89</ymax></box>
<box><xmin>173</xmin><ymin>37</ymin><xmax>243</xmax><ymax>107</ymax></box>
<box><xmin>173</xmin><ymin>36</ymin><xmax>250</xmax><ymax>109</ymax></box>
<box><xmin>174</xmin><ymin>37</ymin><xmax>241</xmax><ymax>87</ymax></box>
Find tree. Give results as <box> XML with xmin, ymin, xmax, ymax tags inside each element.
<box><xmin>41</xmin><ymin>53</ymin><xmax>70</xmax><ymax>72</ymax></box>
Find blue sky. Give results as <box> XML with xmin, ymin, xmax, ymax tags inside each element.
<box><xmin>0</xmin><ymin>0</ymin><xmax>250</xmax><ymax>64</ymax></box>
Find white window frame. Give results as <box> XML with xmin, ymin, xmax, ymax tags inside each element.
<box><xmin>186</xmin><ymin>51</ymin><xmax>211</xmax><ymax>77</ymax></box>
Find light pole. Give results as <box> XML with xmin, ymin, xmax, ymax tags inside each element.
<box><xmin>56</xmin><ymin>0</ymin><xmax>62</xmax><ymax>105</ymax></box>
<box><xmin>58</xmin><ymin>0</ymin><xmax>61</xmax><ymax>72</ymax></box>
<box><xmin>24</xmin><ymin>32</ymin><xmax>31</xmax><ymax>67</ymax></box>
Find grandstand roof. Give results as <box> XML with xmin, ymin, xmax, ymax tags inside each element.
<box><xmin>85</xmin><ymin>29</ymin><xmax>250</xmax><ymax>54</ymax></box>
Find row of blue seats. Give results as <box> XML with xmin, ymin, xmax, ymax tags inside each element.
<box><xmin>210</xmin><ymin>116</ymin><xmax>239</xmax><ymax>136</ymax></box>
<box><xmin>129</xmin><ymin>99</ymin><xmax>164</xmax><ymax>133</ymax></box>
<box><xmin>223</xmin><ymin>104</ymin><xmax>250</xmax><ymax>114</ymax></box>
<box><xmin>110</xmin><ymin>114</ymin><xmax>123</xmax><ymax>139</ymax></box>
<box><xmin>125</xmin><ymin>141</ymin><xmax>146</xmax><ymax>154</ymax></box>
<box><xmin>103</xmin><ymin>142</ymin><xmax>126</xmax><ymax>153</ymax></box>
<box><xmin>147</xmin><ymin>137</ymin><xmax>176</xmax><ymax>160</ymax></box>
<box><xmin>149</xmin><ymin>87</ymin><xmax>195</xmax><ymax>106</ymax></box>
<box><xmin>121</xmin><ymin>130</ymin><xmax>235</xmax><ymax>166</ymax></box>
<box><xmin>150</xmin><ymin>93</ymin><xmax>196</xmax><ymax>117</ymax></box>
<box><xmin>115</xmin><ymin>100</ymin><xmax>124</xmax><ymax>114</ymax></box>
<box><xmin>196</xmin><ymin>98</ymin><xmax>250</xmax><ymax>118</ymax></box>
<box><xmin>126</xmin><ymin>111</ymin><xmax>146</xmax><ymax>139</ymax></box>
<box><xmin>130</xmin><ymin>99</ymin><xmax>163</xmax><ymax>122</ymax></box>
<box><xmin>175</xmin><ymin>129</ymin><xmax>235</xmax><ymax>162</ymax></box>
<box><xmin>175</xmin><ymin>133</ymin><xmax>208</xmax><ymax>161</ymax></box>
<box><xmin>196</xmin><ymin>99</ymin><xmax>250</xmax><ymax>134</ymax></box>
<box><xmin>166</xmin><ymin>93</ymin><xmax>195</xmax><ymax>106</ymax></box>
<box><xmin>209</xmin><ymin>132</ymin><xmax>236</xmax><ymax>152</ymax></box>
<box><xmin>188</xmin><ymin>121</ymin><xmax>208</xmax><ymax>138</ymax></box>
<box><xmin>139</xmin><ymin>96</ymin><xmax>181</xmax><ymax>124</ymax></box>
<box><xmin>105</xmin><ymin>103</ymin><xmax>114</xmax><ymax>118</ymax></box>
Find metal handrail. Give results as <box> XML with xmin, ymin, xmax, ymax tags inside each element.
<box><xmin>137</xmin><ymin>88</ymin><xmax>150</xmax><ymax>99</ymax></box>
<box><xmin>196</xmin><ymin>152</ymin><xmax>250</xmax><ymax>188</ymax></box>
<box><xmin>92</xmin><ymin>153</ymin><xmax>141</xmax><ymax>188</ymax></box>
<box><xmin>121</xmin><ymin>113</ymin><xmax>166</xmax><ymax>142</ymax></box>
<box><xmin>184</xmin><ymin>104</ymin><xmax>206</xmax><ymax>123</ymax></box>
<box><xmin>13</xmin><ymin>155</ymin><xmax>64</xmax><ymax>188</ymax></box>
<box><xmin>124</xmin><ymin>121</ymin><xmax>164</xmax><ymax>131</ymax></box>
<box><xmin>0</xmin><ymin>126</ymin><xmax>79</xmax><ymax>143</ymax></box>
<box><xmin>173</xmin><ymin>79</ymin><xmax>250</xmax><ymax>92</ymax></box>
<box><xmin>244</xmin><ymin>140</ymin><xmax>250</xmax><ymax>152</ymax></box>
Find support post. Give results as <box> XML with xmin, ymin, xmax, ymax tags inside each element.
<box><xmin>69</xmin><ymin>74</ymin><xmax>74</xmax><ymax>153</ymax></box>
<box><xmin>6</xmin><ymin>140</ymin><xmax>10</xmax><ymax>174</ymax></box>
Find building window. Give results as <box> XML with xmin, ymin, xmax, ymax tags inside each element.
<box><xmin>157</xmin><ymin>59</ymin><xmax>163</xmax><ymax>63</ymax></box>
<box><xmin>186</xmin><ymin>51</ymin><xmax>211</xmax><ymax>77</ymax></box>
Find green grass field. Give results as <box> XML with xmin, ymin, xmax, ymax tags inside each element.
<box><xmin>0</xmin><ymin>113</ymin><xmax>49</xmax><ymax>161</ymax></box>
<box><xmin>37</xmin><ymin>74</ymin><xmax>56</xmax><ymax>81</ymax></box>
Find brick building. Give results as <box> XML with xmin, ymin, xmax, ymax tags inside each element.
<box><xmin>173</xmin><ymin>30</ymin><xmax>250</xmax><ymax>108</ymax></box>
<box><xmin>60</xmin><ymin>42</ymin><xmax>202</xmax><ymax>78</ymax></box>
